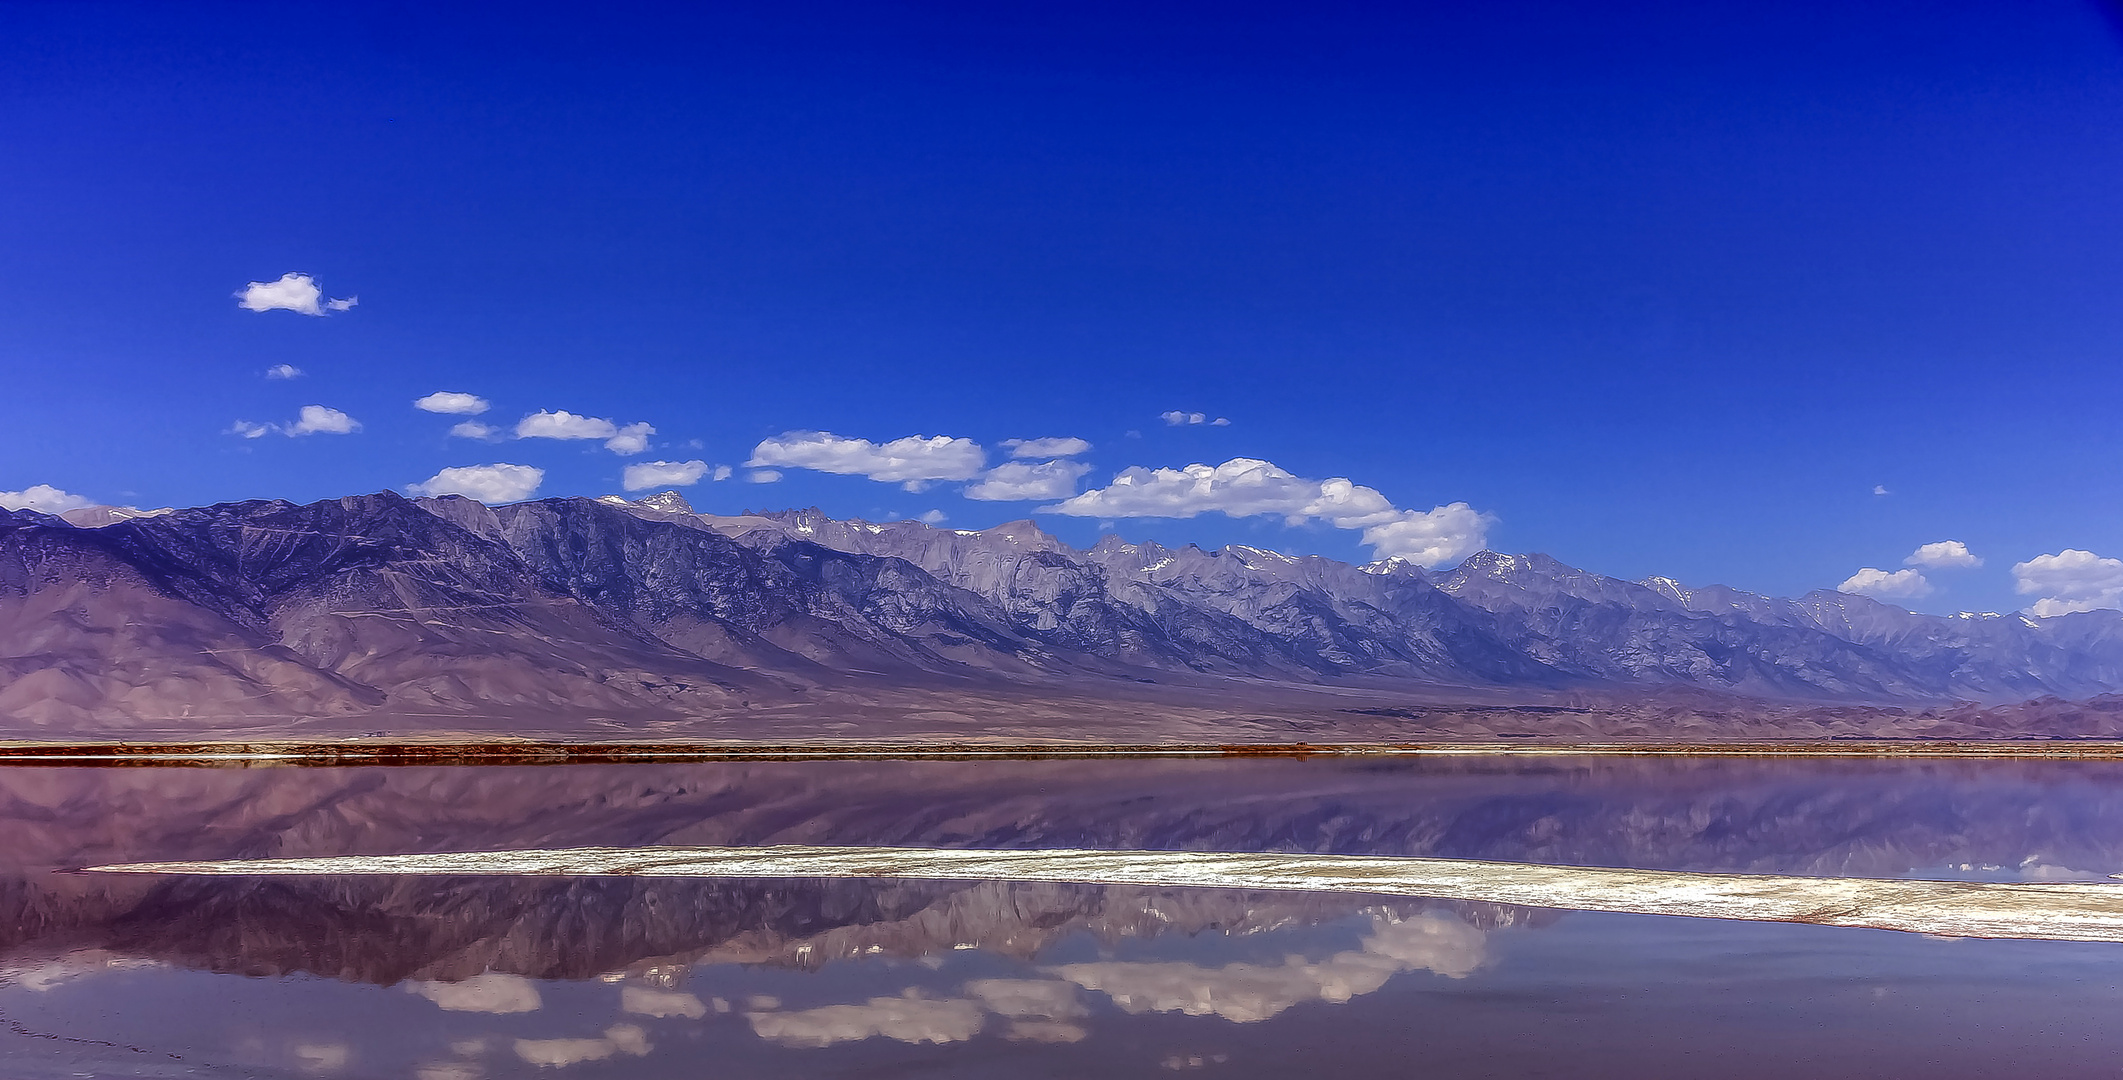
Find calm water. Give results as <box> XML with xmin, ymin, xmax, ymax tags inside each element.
<box><xmin>5</xmin><ymin>756</ymin><xmax>2123</xmax><ymax>1077</ymax></box>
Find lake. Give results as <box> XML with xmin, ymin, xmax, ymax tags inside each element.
<box><xmin>5</xmin><ymin>755</ymin><xmax>2123</xmax><ymax>1077</ymax></box>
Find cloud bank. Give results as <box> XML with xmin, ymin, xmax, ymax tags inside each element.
<box><xmin>1046</xmin><ymin>457</ymin><xmax>1491</xmax><ymax>566</ymax></box>
<box><xmin>0</xmin><ymin>484</ymin><xmax>96</xmax><ymax>514</ymax></box>
<box><xmin>965</xmin><ymin>460</ymin><xmax>1091</xmax><ymax>501</ymax></box>
<box><xmin>748</xmin><ymin>432</ymin><xmax>986</xmax><ymax>488</ymax></box>
<box><xmin>2014</xmin><ymin>549</ymin><xmax>2123</xmax><ymax>616</ymax></box>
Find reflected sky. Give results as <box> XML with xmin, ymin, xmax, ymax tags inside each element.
<box><xmin>6</xmin><ymin>756</ymin><xmax>2123</xmax><ymax>1076</ymax></box>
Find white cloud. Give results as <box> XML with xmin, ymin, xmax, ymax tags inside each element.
<box><xmin>450</xmin><ymin>420</ymin><xmax>499</xmax><ymax>440</ymax></box>
<box><xmin>515</xmin><ymin>410</ymin><xmax>653</xmax><ymax>454</ymax></box>
<box><xmin>1361</xmin><ymin>503</ymin><xmax>1494</xmax><ymax>566</ymax></box>
<box><xmin>1161</xmin><ymin>411</ymin><xmax>1231</xmax><ymax>427</ymax></box>
<box><xmin>415</xmin><ymin>392</ymin><xmax>490</xmax><ymax>415</ymax></box>
<box><xmin>1838</xmin><ymin>567</ymin><xmax>1933</xmax><ymax>600</ymax></box>
<box><xmin>712</xmin><ymin>465</ymin><xmax>734</xmax><ymax>481</ymax></box>
<box><xmin>748</xmin><ymin>431</ymin><xmax>987</xmax><ymax>485</ymax></box>
<box><xmin>325</xmin><ymin>296</ymin><xmax>358</xmax><ymax>312</ymax></box>
<box><xmin>1873</xmin><ymin>485</ymin><xmax>1891</xmax><ymax>496</ymax></box>
<box><xmin>408</xmin><ymin>974</ymin><xmax>541</xmax><ymax>1014</ymax></box>
<box><xmin>227</xmin><ymin>420</ymin><xmax>274</xmax><ymax>439</ymax></box>
<box><xmin>1001</xmin><ymin>437</ymin><xmax>1093</xmax><ymax>459</ymax></box>
<box><xmin>1052</xmin><ymin>914</ymin><xmax>1483</xmax><ymax>1024</ymax></box>
<box><xmin>622</xmin><ymin>460</ymin><xmax>713</xmax><ymax>491</ymax></box>
<box><xmin>747</xmin><ymin>469</ymin><xmax>783</xmax><ymax>483</ymax></box>
<box><xmin>265</xmin><ymin>364</ymin><xmax>304</xmax><ymax>379</ymax></box>
<box><xmin>0</xmin><ymin>484</ymin><xmax>96</xmax><ymax>513</ymax></box>
<box><xmin>235</xmin><ymin>273</ymin><xmax>353</xmax><ymax>316</ymax></box>
<box><xmin>1907</xmin><ymin>541</ymin><xmax>1982</xmax><ymax>569</ymax></box>
<box><xmin>1046</xmin><ymin>457</ymin><xmax>1490</xmax><ymax>567</ymax></box>
<box><xmin>965</xmin><ymin>460</ymin><xmax>1091</xmax><ymax>501</ymax></box>
<box><xmin>2014</xmin><ymin>549</ymin><xmax>2123</xmax><ymax>616</ymax></box>
<box><xmin>406</xmin><ymin>464</ymin><xmax>544</xmax><ymax>503</ymax></box>
<box><xmin>745</xmin><ymin>995</ymin><xmax>985</xmax><ymax>1048</ymax></box>
<box><xmin>516</xmin><ymin>410</ymin><xmax>617</xmax><ymax>441</ymax></box>
<box><xmin>605</xmin><ymin>422</ymin><xmax>655</xmax><ymax>455</ymax></box>
<box><xmin>287</xmin><ymin>405</ymin><xmax>360</xmax><ymax>436</ymax></box>
<box><xmin>918</xmin><ymin>509</ymin><xmax>948</xmax><ymax>524</ymax></box>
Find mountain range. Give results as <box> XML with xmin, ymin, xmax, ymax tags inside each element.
<box><xmin>4</xmin><ymin>489</ymin><xmax>2122</xmax><ymax>739</ymax></box>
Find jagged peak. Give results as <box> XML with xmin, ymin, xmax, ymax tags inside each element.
<box><xmin>632</xmin><ymin>490</ymin><xmax>696</xmax><ymax>515</ymax></box>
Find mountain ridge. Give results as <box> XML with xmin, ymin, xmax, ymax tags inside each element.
<box><xmin>4</xmin><ymin>490</ymin><xmax>2122</xmax><ymax>736</ymax></box>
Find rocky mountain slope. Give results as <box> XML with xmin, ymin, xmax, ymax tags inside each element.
<box><xmin>2</xmin><ymin>490</ymin><xmax>2121</xmax><ymax>735</ymax></box>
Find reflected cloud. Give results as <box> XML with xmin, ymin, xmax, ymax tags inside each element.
<box><xmin>408</xmin><ymin>973</ymin><xmax>542</xmax><ymax>1013</ymax></box>
<box><xmin>620</xmin><ymin>986</ymin><xmax>706</xmax><ymax>1018</ymax></box>
<box><xmin>292</xmin><ymin>1041</ymin><xmax>350</xmax><ymax>1073</ymax></box>
<box><xmin>415</xmin><ymin>1064</ymin><xmax>482</xmax><ymax>1080</ymax></box>
<box><xmin>1052</xmin><ymin>914</ymin><xmax>1485</xmax><ymax>1023</ymax></box>
<box><xmin>746</xmin><ymin>992</ymin><xmax>986</xmax><ymax>1048</ymax></box>
<box><xmin>513</xmin><ymin>1024</ymin><xmax>651</xmax><ymax>1068</ymax></box>
<box><xmin>0</xmin><ymin>951</ymin><xmax>160</xmax><ymax>992</ymax></box>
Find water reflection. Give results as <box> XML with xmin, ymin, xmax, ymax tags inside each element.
<box><xmin>6</xmin><ymin>756</ymin><xmax>2123</xmax><ymax>1076</ymax></box>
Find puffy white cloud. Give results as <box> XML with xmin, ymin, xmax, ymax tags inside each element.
<box><xmin>265</xmin><ymin>364</ymin><xmax>304</xmax><ymax>379</ymax></box>
<box><xmin>287</xmin><ymin>405</ymin><xmax>360</xmax><ymax>436</ymax></box>
<box><xmin>1361</xmin><ymin>503</ymin><xmax>1494</xmax><ymax>566</ymax></box>
<box><xmin>1047</xmin><ymin>457</ymin><xmax>1489</xmax><ymax>567</ymax></box>
<box><xmin>604</xmin><ymin>422</ymin><xmax>654</xmax><ymax>455</ymax></box>
<box><xmin>415</xmin><ymin>392</ymin><xmax>491</xmax><ymax>415</ymax></box>
<box><xmin>746</xmin><ymin>469</ymin><xmax>783</xmax><ymax>483</ymax></box>
<box><xmin>227</xmin><ymin>406</ymin><xmax>360</xmax><ymax>438</ymax></box>
<box><xmin>1839</xmin><ymin>567</ymin><xmax>1933</xmax><ymax>600</ymax></box>
<box><xmin>235</xmin><ymin>273</ymin><xmax>354</xmax><ymax>316</ymax></box>
<box><xmin>407</xmin><ymin>973</ymin><xmax>541</xmax><ymax>1014</ymax></box>
<box><xmin>965</xmin><ymin>460</ymin><xmax>1091</xmax><ymax>501</ymax></box>
<box><xmin>1161</xmin><ymin>411</ymin><xmax>1231</xmax><ymax>427</ymax></box>
<box><xmin>918</xmin><ymin>509</ymin><xmax>948</xmax><ymax>524</ymax></box>
<box><xmin>748</xmin><ymin>431</ymin><xmax>987</xmax><ymax>486</ymax></box>
<box><xmin>0</xmin><ymin>484</ymin><xmax>96</xmax><ymax>514</ymax></box>
<box><xmin>514</xmin><ymin>410</ymin><xmax>652</xmax><ymax>454</ymax></box>
<box><xmin>622</xmin><ymin>460</ymin><xmax>714</xmax><ymax>491</ymax></box>
<box><xmin>1873</xmin><ymin>485</ymin><xmax>1891</xmax><ymax>496</ymax></box>
<box><xmin>406</xmin><ymin>464</ymin><xmax>545</xmax><ymax>503</ymax></box>
<box><xmin>1907</xmin><ymin>541</ymin><xmax>1982</xmax><ymax>569</ymax></box>
<box><xmin>516</xmin><ymin>410</ymin><xmax>617</xmax><ymax>440</ymax></box>
<box><xmin>449</xmin><ymin>420</ymin><xmax>498</xmax><ymax>440</ymax></box>
<box><xmin>712</xmin><ymin>465</ymin><xmax>734</xmax><ymax>481</ymax></box>
<box><xmin>1051</xmin><ymin>914</ymin><xmax>1483</xmax><ymax>1024</ymax></box>
<box><xmin>1001</xmin><ymin>437</ymin><xmax>1092</xmax><ymax>459</ymax></box>
<box><xmin>745</xmin><ymin>995</ymin><xmax>985</xmax><ymax>1048</ymax></box>
<box><xmin>2014</xmin><ymin>549</ymin><xmax>2123</xmax><ymax>616</ymax></box>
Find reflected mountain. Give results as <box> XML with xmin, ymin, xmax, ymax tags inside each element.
<box><xmin>8</xmin><ymin>756</ymin><xmax>2123</xmax><ymax>986</ymax></box>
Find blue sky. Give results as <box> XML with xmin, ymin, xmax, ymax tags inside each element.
<box><xmin>3</xmin><ymin>0</ymin><xmax>2121</xmax><ymax>615</ymax></box>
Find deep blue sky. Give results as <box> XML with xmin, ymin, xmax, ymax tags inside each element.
<box><xmin>4</xmin><ymin>1</ymin><xmax>2120</xmax><ymax>614</ymax></box>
